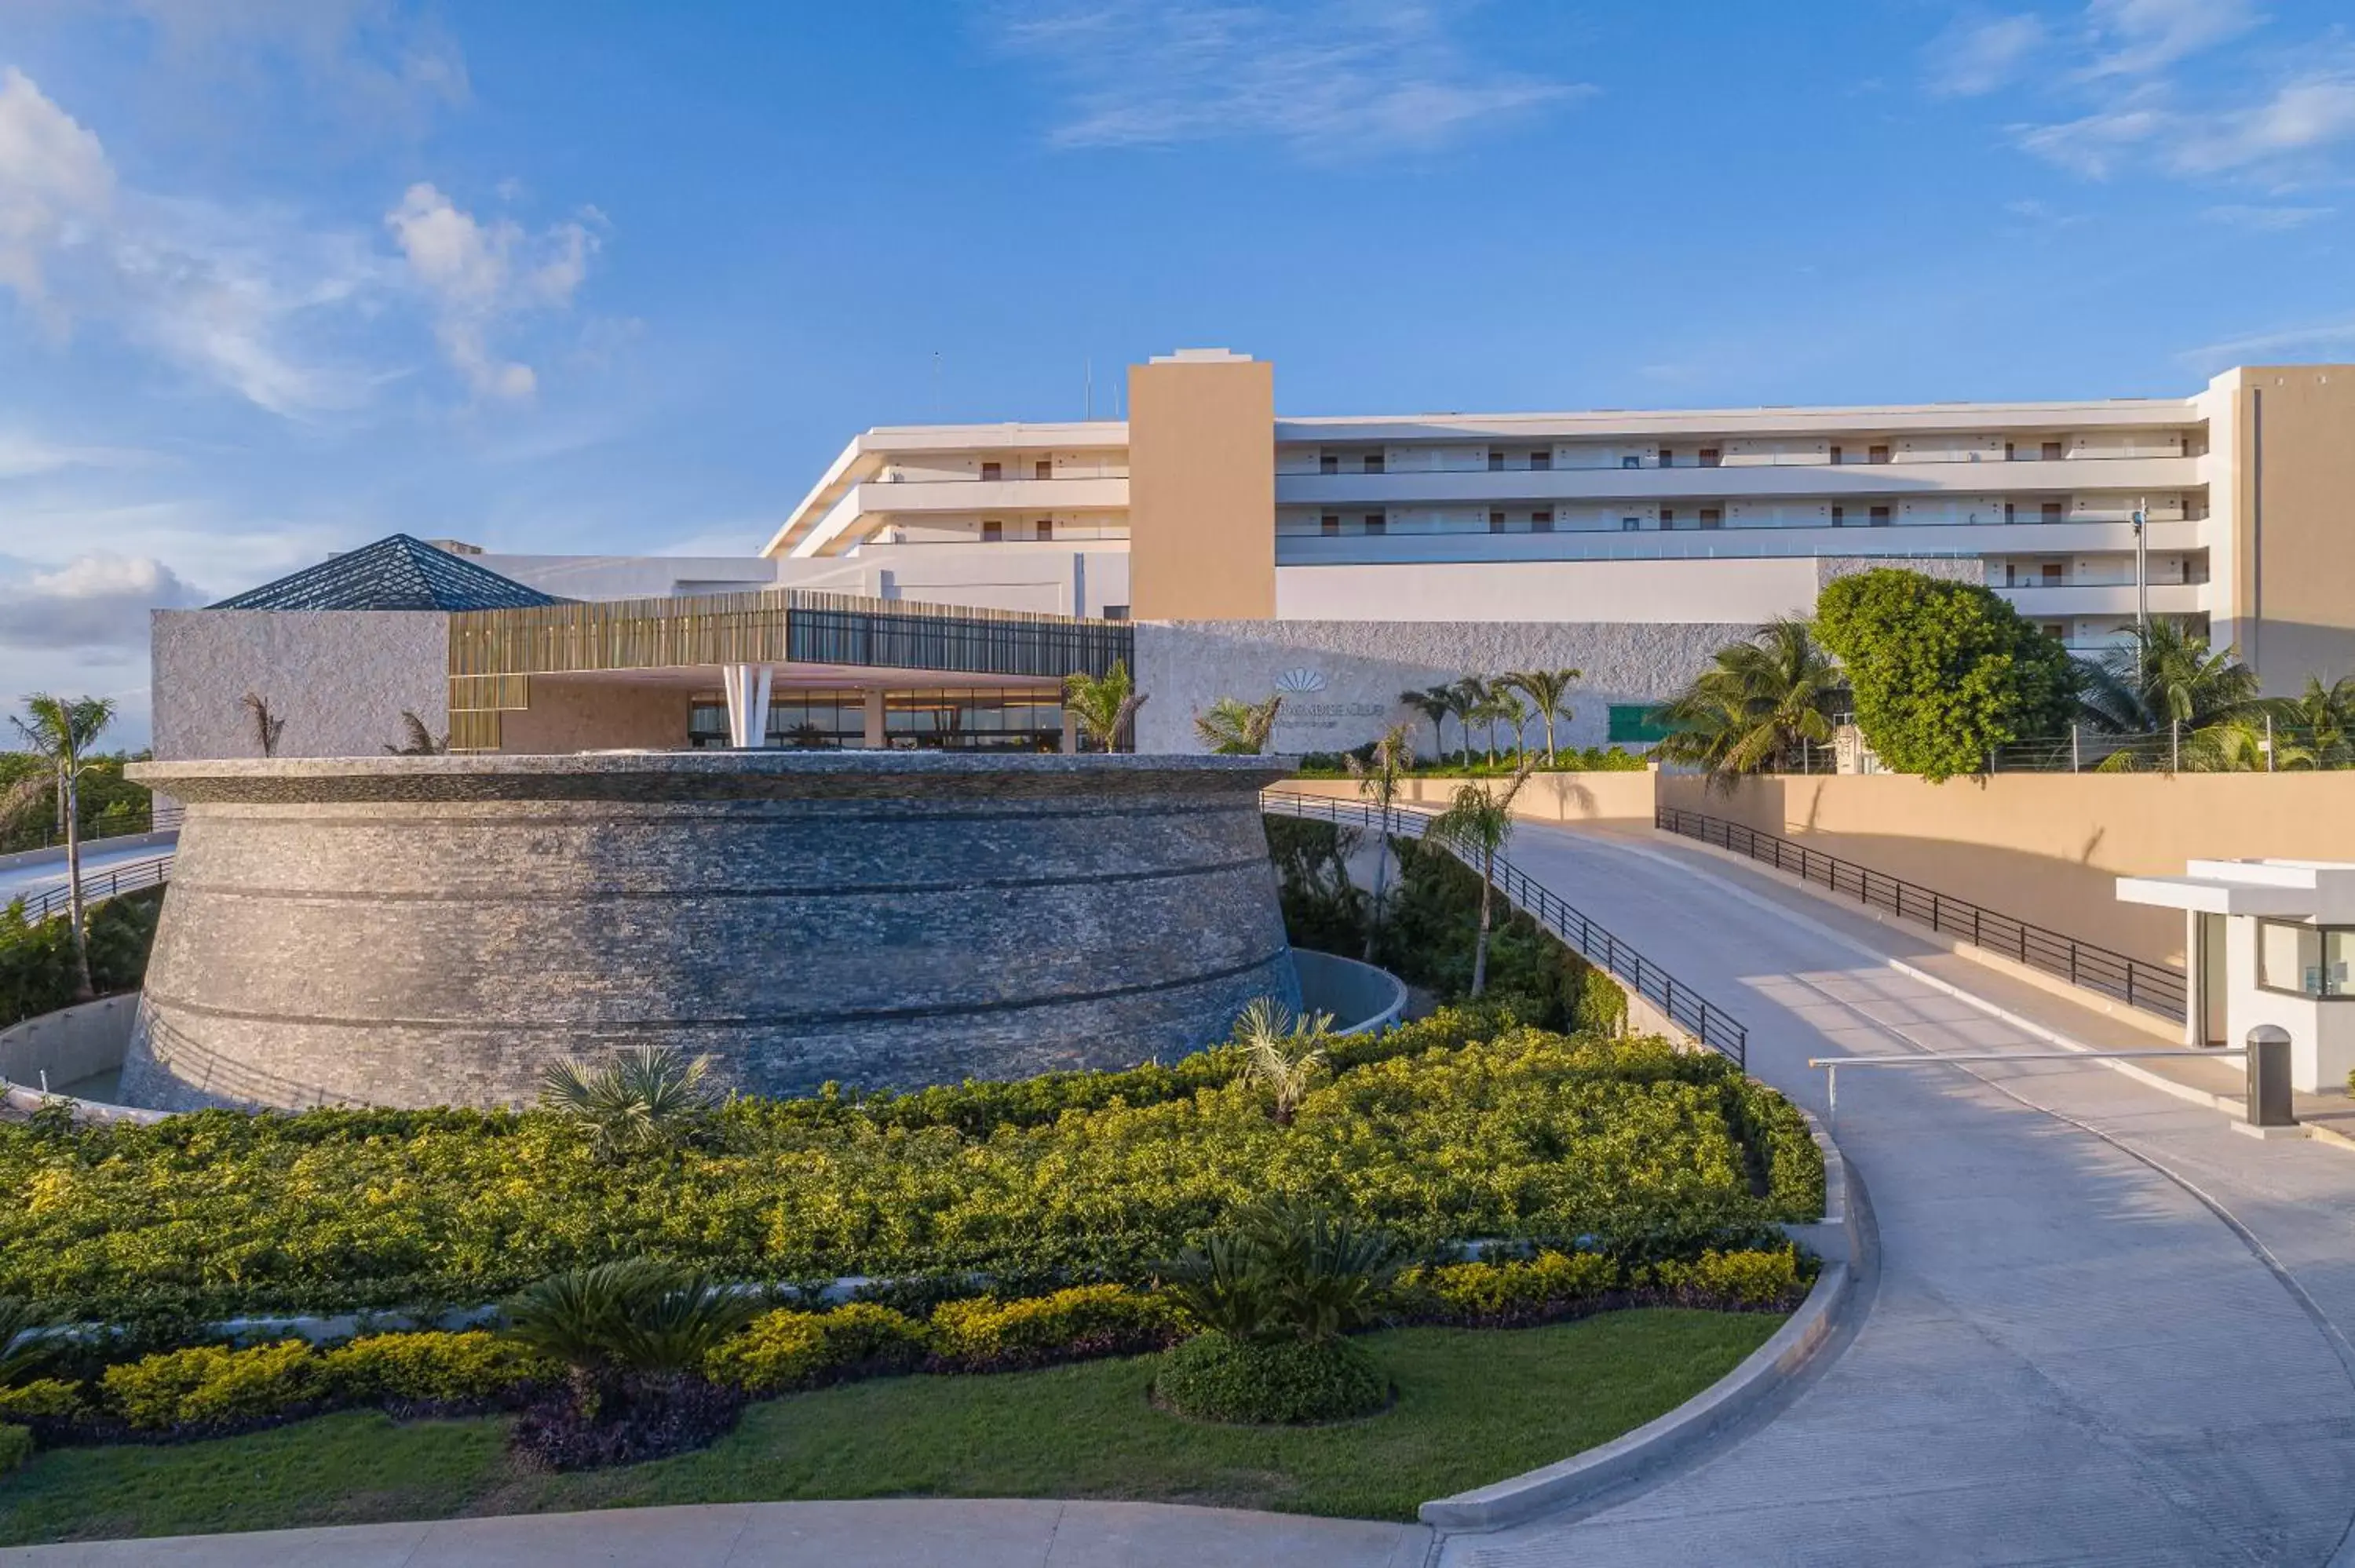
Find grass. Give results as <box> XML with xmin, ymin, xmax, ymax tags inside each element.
<box><xmin>0</xmin><ymin>1310</ymin><xmax>1777</xmax><ymax>1544</ymax></box>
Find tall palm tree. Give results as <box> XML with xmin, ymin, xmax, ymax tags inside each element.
<box><xmin>1429</xmin><ymin>759</ymin><xmax>1538</xmax><ymax>997</ymax></box>
<box><xmin>1398</xmin><ymin>687</ymin><xmax>1451</xmax><ymax>765</ymax></box>
<box><xmin>1501</xmin><ymin>668</ymin><xmax>1581</xmax><ymax>764</ymax></box>
<box><xmin>1650</xmin><ymin>620</ymin><xmax>1844</xmax><ymax>782</ymax></box>
<box><xmin>1062</xmin><ymin>660</ymin><xmax>1147</xmax><ymax>753</ymax></box>
<box><xmin>5</xmin><ymin>694</ymin><xmax>118</xmax><ymax>1001</ymax></box>
<box><xmin>1193</xmin><ymin>694</ymin><xmax>1284</xmax><ymax>754</ymax></box>
<box><xmin>1343</xmin><ymin>722</ymin><xmax>1414</xmax><ymax>961</ymax></box>
<box><xmin>2077</xmin><ymin>621</ymin><xmax>2263</xmax><ymax>771</ymax></box>
<box><xmin>2269</xmin><ymin>676</ymin><xmax>2355</xmax><ymax>770</ymax></box>
<box><xmin>1483</xmin><ymin>687</ymin><xmax>1528</xmax><ymax>764</ymax></box>
<box><xmin>1444</xmin><ymin>677</ymin><xmax>1487</xmax><ymax>770</ymax></box>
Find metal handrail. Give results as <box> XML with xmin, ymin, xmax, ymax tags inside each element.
<box><xmin>11</xmin><ymin>853</ymin><xmax>174</xmax><ymax>924</ymax></box>
<box><xmin>1656</xmin><ymin>805</ymin><xmax>2187</xmax><ymax>1023</ymax></box>
<box><xmin>1262</xmin><ymin>789</ymin><xmax>1748</xmax><ymax>1068</ymax></box>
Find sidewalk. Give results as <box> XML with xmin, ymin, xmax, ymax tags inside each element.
<box><xmin>0</xmin><ymin>1500</ymin><xmax>1433</xmax><ymax>1568</ymax></box>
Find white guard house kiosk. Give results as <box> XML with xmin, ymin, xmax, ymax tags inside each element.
<box><xmin>2116</xmin><ymin>860</ymin><xmax>2355</xmax><ymax>1095</ymax></box>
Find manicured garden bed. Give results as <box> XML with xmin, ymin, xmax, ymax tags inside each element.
<box><xmin>0</xmin><ymin>1310</ymin><xmax>1776</xmax><ymax>1541</ymax></box>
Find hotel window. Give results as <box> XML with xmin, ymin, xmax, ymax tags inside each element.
<box><xmin>1320</xmin><ymin>452</ymin><xmax>1339</xmax><ymax>474</ymax></box>
<box><xmin>1363</xmin><ymin>452</ymin><xmax>1385</xmax><ymax>474</ymax></box>
<box><xmin>1034</xmin><ymin>460</ymin><xmax>1053</xmax><ymax>480</ymax></box>
<box><xmin>2041</xmin><ymin>622</ymin><xmax>2066</xmax><ymax>640</ymax></box>
<box><xmin>2005</xmin><ymin>442</ymin><xmax>2018</xmax><ymax>461</ymax></box>
<box><xmin>2004</xmin><ymin>502</ymin><xmax>2017</xmax><ymax>523</ymax></box>
<box><xmin>1488</xmin><ymin>450</ymin><xmax>1506</xmax><ymax>472</ymax></box>
<box><xmin>2042</xmin><ymin>501</ymin><xmax>2064</xmax><ymax>523</ymax></box>
<box><xmin>1531</xmin><ymin>511</ymin><xmax>1554</xmax><ymax>533</ymax></box>
<box><xmin>2259</xmin><ymin>921</ymin><xmax>2355</xmax><ymax>998</ymax></box>
<box><xmin>2042</xmin><ymin>439</ymin><xmax>2065</xmax><ymax>461</ymax></box>
<box><xmin>980</xmin><ymin>461</ymin><xmax>1002</xmax><ymax>481</ymax></box>
<box><xmin>981</xmin><ymin>520</ymin><xmax>1003</xmax><ymax>542</ymax></box>
<box><xmin>1700</xmin><ymin>508</ymin><xmax>1722</xmax><ymax>530</ymax></box>
<box><xmin>1660</xmin><ymin>508</ymin><xmax>1678</xmax><ymax>530</ymax></box>
<box><xmin>1320</xmin><ymin>513</ymin><xmax>1341</xmax><ymax>537</ymax></box>
<box><xmin>1035</xmin><ymin>520</ymin><xmax>1053</xmax><ymax>541</ymax></box>
<box><xmin>1621</xmin><ymin>454</ymin><xmax>1641</xmax><ymax>469</ymax></box>
<box><xmin>1831</xmin><ymin>505</ymin><xmax>1847</xmax><ymax>527</ymax></box>
<box><xmin>1828</xmin><ymin>445</ymin><xmax>1843</xmax><ymax>465</ymax></box>
<box><xmin>1489</xmin><ymin>511</ymin><xmax>1507</xmax><ymax>534</ymax></box>
<box><xmin>2040</xmin><ymin>561</ymin><xmax>2063</xmax><ymax>584</ymax></box>
<box><xmin>1621</xmin><ymin>516</ymin><xmax>1642</xmax><ymax>531</ymax></box>
<box><xmin>1868</xmin><ymin>444</ymin><xmax>1890</xmax><ymax>465</ymax></box>
<box><xmin>1363</xmin><ymin>513</ymin><xmax>1386</xmax><ymax>535</ymax></box>
<box><xmin>1658</xmin><ymin>447</ymin><xmax>1675</xmax><ymax>467</ymax></box>
<box><xmin>1102</xmin><ymin>604</ymin><xmax>1130</xmax><ymax>621</ymax></box>
<box><xmin>1869</xmin><ymin>505</ymin><xmax>1892</xmax><ymax>527</ymax></box>
<box><xmin>1698</xmin><ymin>447</ymin><xmax>1721</xmax><ymax>468</ymax></box>
<box><xmin>1530</xmin><ymin>449</ymin><xmax>1552</xmax><ymax>471</ymax></box>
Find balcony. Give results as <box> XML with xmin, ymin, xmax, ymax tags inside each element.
<box><xmin>1996</xmin><ymin>582</ymin><xmax>2209</xmax><ymax>616</ymax></box>
<box><xmin>1272</xmin><ymin>454</ymin><xmax>2203</xmax><ymax>508</ymax></box>
<box><xmin>1272</xmin><ymin>516</ymin><xmax>2207</xmax><ymax>568</ymax></box>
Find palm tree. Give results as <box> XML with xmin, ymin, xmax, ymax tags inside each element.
<box><xmin>1063</xmin><ymin>660</ymin><xmax>1147</xmax><ymax>753</ymax></box>
<box><xmin>384</xmin><ymin>711</ymin><xmax>447</xmax><ymax>755</ymax></box>
<box><xmin>502</xmin><ymin>1258</ymin><xmax>761</xmax><ymax>1419</ymax></box>
<box><xmin>1481</xmin><ymin>687</ymin><xmax>1528</xmax><ymax>765</ymax></box>
<box><xmin>239</xmin><ymin>691</ymin><xmax>287</xmax><ymax>757</ymax></box>
<box><xmin>1398</xmin><ymin>686</ymin><xmax>1451</xmax><ymax>765</ymax></box>
<box><xmin>1193</xmin><ymin>694</ymin><xmax>1284</xmax><ymax>754</ymax></box>
<box><xmin>1428</xmin><ymin>759</ymin><xmax>1538</xmax><ymax>997</ymax></box>
<box><xmin>1650</xmin><ymin>620</ymin><xmax>1845</xmax><ymax>782</ymax></box>
<box><xmin>5</xmin><ymin>695</ymin><xmax>118</xmax><ymax>1001</ymax></box>
<box><xmin>1344</xmin><ymin>722</ymin><xmax>1413</xmax><ymax>961</ymax></box>
<box><xmin>1228</xmin><ymin>996</ymin><xmax>1333</xmax><ymax>1128</ymax></box>
<box><xmin>1444</xmin><ymin>677</ymin><xmax>1488</xmax><ymax>770</ymax></box>
<box><xmin>1501</xmin><ymin>668</ymin><xmax>1581</xmax><ymax>764</ymax></box>
<box><xmin>539</xmin><ymin>1045</ymin><xmax>724</xmax><ymax>1159</ymax></box>
<box><xmin>2077</xmin><ymin>621</ymin><xmax>2264</xmax><ymax>771</ymax></box>
<box><xmin>2269</xmin><ymin>676</ymin><xmax>2355</xmax><ymax>770</ymax></box>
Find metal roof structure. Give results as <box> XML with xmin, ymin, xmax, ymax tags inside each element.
<box><xmin>210</xmin><ymin>535</ymin><xmax>561</xmax><ymax>612</ymax></box>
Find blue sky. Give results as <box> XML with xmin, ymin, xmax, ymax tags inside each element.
<box><xmin>2</xmin><ymin>0</ymin><xmax>2352</xmax><ymax>744</ymax></box>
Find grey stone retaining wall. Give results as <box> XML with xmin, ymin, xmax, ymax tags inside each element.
<box><xmin>120</xmin><ymin>752</ymin><xmax>1302</xmax><ymax>1111</ymax></box>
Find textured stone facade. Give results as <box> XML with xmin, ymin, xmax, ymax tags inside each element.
<box><xmin>152</xmin><ymin>610</ymin><xmax>449</xmax><ymax>763</ymax></box>
<box><xmin>120</xmin><ymin>753</ymin><xmax>1299</xmax><ymax>1110</ymax></box>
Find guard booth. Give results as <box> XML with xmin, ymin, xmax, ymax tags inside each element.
<box><xmin>2116</xmin><ymin>860</ymin><xmax>2355</xmax><ymax>1096</ymax></box>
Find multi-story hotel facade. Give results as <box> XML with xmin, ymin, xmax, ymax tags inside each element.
<box><xmin>152</xmin><ymin>351</ymin><xmax>2355</xmax><ymax>764</ymax></box>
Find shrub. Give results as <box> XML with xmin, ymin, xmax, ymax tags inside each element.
<box><xmin>0</xmin><ymin>1377</ymin><xmax>84</xmax><ymax>1423</ymax></box>
<box><xmin>1650</xmin><ymin>1246</ymin><xmax>1806</xmax><ymax>1308</ymax></box>
<box><xmin>502</xmin><ymin>1260</ymin><xmax>761</xmax><ymax>1379</ymax></box>
<box><xmin>1163</xmin><ymin>1198</ymin><xmax>1398</xmax><ymax>1345</ymax></box>
<box><xmin>927</xmin><ymin>1285</ymin><xmax>1184</xmax><ymax>1372</ymax></box>
<box><xmin>1729</xmin><ymin>1080</ymin><xmax>1826</xmax><ymax>1222</ymax></box>
<box><xmin>100</xmin><ymin>1340</ymin><xmax>317</xmax><ymax>1431</ymax></box>
<box><xmin>706</xmin><ymin>1304</ymin><xmax>928</xmax><ymax>1395</ymax></box>
<box><xmin>321</xmin><ymin>1331</ymin><xmax>558</xmax><ymax>1408</ymax></box>
<box><xmin>1155</xmin><ymin>1332</ymin><xmax>1389</xmax><ymax>1424</ymax></box>
<box><xmin>0</xmin><ymin>1421</ymin><xmax>30</xmax><ymax>1473</ymax></box>
<box><xmin>1398</xmin><ymin>1249</ymin><xmax>1621</xmax><ymax>1324</ymax></box>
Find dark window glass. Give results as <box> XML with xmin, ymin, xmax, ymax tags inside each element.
<box><xmin>981</xmin><ymin>520</ymin><xmax>1003</xmax><ymax>542</ymax></box>
<box><xmin>1530</xmin><ymin>450</ymin><xmax>1552</xmax><ymax>471</ymax></box>
<box><xmin>1364</xmin><ymin>514</ymin><xmax>1386</xmax><ymax>536</ymax></box>
<box><xmin>980</xmin><ymin>461</ymin><xmax>1002</xmax><ymax>481</ymax></box>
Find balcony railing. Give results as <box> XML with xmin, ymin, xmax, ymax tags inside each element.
<box><xmin>1279</xmin><ymin>448</ymin><xmax>2198</xmax><ymax>477</ymax></box>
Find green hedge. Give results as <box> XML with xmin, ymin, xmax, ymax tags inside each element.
<box><xmin>706</xmin><ymin>1304</ymin><xmax>929</xmax><ymax>1395</ymax></box>
<box><xmin>0</xmin><ymin>1421</ymin><xmax>28</xmax><ymax>1474</ymax></box>
<box><xmin>926</xmin><ymin>1285</ymin><xmax>1185</xmax><ymax>1371</ymax></box>
<box><xmin>1154</xmin><ymin>1332</ymin><xmax>1391</xmax><ymax>1424</ymax></box>
<box><xmin>0</xmin><ymin>888</ymin><xmax>162</xmax><ymax>1032</ymax></box>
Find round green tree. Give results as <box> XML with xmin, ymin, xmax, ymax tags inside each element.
<box><xmin>1813</xmin><ymin>569</ymin><xmax>2075</xmax><ymax>782</ymax></box>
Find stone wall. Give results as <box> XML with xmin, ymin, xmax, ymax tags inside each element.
<box><xmin>1134</xmin><ymin>619</ymin><xmax>1746</xmax><ymax>757</ymax></box>
<box><xmin>152</xmin><ymin>610</ymin><xmax>448</xmax><ymax>763</ymax></box>
<box><xmin>499</xmin><ymin>676</ymin><xmax>696</xmax><ymax>753</ymax></box>
<box><xmin>120</xmin><ymin>753</ymin><xmax>1299</xmax><ymax>1110</ymax></box>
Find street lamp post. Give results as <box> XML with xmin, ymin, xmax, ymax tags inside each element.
<box><xmin>2132</xmin><ymin>497</ymin><xmax>2149</xmax><ymax>638</ymax></box>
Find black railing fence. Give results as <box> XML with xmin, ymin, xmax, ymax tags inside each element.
<box><xmin>1655</xmin><ymin>806</ymin><xmax>2186</xmax><ymax>1023</ymax></box>
<box><xmin>12</xmin><ymin>853</ymin><xmax>174</xmax><ymax>924</ymax></box>
<box><xmin>1261</xmin><ymin>789</ymin><xmax>1748</xmax><ymax>1068</ymax></box>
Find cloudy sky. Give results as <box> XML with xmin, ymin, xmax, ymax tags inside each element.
<box><xmin>2</xmin><ymin>0</ymin><xmax>2351</xmax><ymax>746</ymax></box>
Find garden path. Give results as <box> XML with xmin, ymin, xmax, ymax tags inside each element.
<box><xmin>1442</xmin><ymin>822</ymin><xmax>2355</xmax><ymax>1567</ymax></box>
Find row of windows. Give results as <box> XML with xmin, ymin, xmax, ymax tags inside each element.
<box><xmin>1305</xmin><ymin>437</ymin><xmax>2142</xmax><ymax>475</ymax></box>
<box><xmin>2259</xmin><ymin>921</ymin><xmax>2355</xmax><ymax>1000</ymax></box>
<box><xmin>688</xmin><ymin>688</ymin><xmax>1068</xmax><ymax>751</ymax></box>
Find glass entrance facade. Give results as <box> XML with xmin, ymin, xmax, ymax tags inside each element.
<box><xmin>689</xmin><ymin>686</ymin><xmax>1065</xmax><ymax>750</ymax></box>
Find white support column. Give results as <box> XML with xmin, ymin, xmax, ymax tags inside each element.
<box><xmin>863</xmin><ymin>688</ymin><xmax>886</xmax><ymax>749</ymax></box>
<box><xmin>720</xmin><ymin>664</ymin><xmax>773</xmax><ymax>749</ymax></box>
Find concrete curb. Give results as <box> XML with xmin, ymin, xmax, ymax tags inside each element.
<box><xmin>1416</xmin><ymin>1102</ymin><xmax>1864</xmax><ymax>1533</ymax></box>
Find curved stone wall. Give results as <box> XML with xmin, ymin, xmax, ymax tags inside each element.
<box><xmin>119</xmin><ymin>753</ymin><xmax>1299</xmax><ymax>1111</ymax></box>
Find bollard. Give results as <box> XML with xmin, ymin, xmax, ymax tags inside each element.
<box><xmin>2246</xmin><ymin>1025</ymin><xmax>2296</xmax><ymax>1129</ymax></box>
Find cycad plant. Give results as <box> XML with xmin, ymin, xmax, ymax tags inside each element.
<box><xmin>1650</xmin><ymin>619</ymin><xmax>1845</xmax><ymax>782</ymax></box>
<box><xmin>1193</xmin><ymin>694</ymin><xmax>1284</xmax><ymax>754</ymax></box>
<box><xmin>4</xmin><ymin>694</ymin><xmax>118</xmax><ymax>1001</ymax></box>
<box><xmin>0</xmin><ymin>1296</ymin><xmax>59</xmax><ymax>1387</ymax></box>
<box><xmin>1429</xmin><ymin>759</ymin><xmax>1538</xmax><ymax>997</ymax></box>
<box><xmin>1501</xmin><ymin>668</ymin><xmax>1581</xmax><ymax>764</ymax></box>
<box><xmin>538</xmin><ymin>1045</ymin><xmax>722</xmax><ymax>1159</ymax></box>
<box><xmin>1163</xmin><ymin>1197</ymin><xmax>1399</xmax><ymax>1345</ymax></box>
<box><xmin>1229</xmin><ymin>996</ymin><xmax>1334</xmax><ymax>1127</ymax></box>
<box><xmin>1344</xmin><ymin>722</ymin><xmax>1414</xmax><ymax>961</ymax></box>
<box><xmin>1063</xmin><ymin>660</ymin><xmax>1147</xmax><ymax>752</ymax></box>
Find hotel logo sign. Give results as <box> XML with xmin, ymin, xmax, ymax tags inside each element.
<box><xmin>1272</xmin><ymin>667</ymin><xmax>1328</xmax><ymax>694</ymax></box>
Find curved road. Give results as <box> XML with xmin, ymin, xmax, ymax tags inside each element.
<box><xmin>1445</xmin><ymin>824</ymin><xmax>2355</xmax><ymax>1566</ymax></box>
<box><xmin>0</xmin><ymin>839</ymin><xmax>173</xmax><ymax>913</ymax></box>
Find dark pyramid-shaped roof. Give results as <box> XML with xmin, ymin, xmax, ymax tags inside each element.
<box><xmin>210</xmin><ymin>534</ymin><xmax>562</xmax><ymax>612</ymax></box>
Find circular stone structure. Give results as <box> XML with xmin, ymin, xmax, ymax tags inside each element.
<box><xmin>120</xmin><ymin>752</ymin><xmax>1301</xmax><ymax>1111</ymax></box>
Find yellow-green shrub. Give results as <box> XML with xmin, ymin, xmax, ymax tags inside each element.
<box><xmin>321</xmin><ymin>1330</ymin><xmax>557</xmax><ymax>1406</ymax></box>
<box><xmin>0</xmin><ymin>1378</ymin><xmax>82</xmax><ymax>1423</ymax></box>
<box><xmin>100</xmin><ymin>1340</ymin><xmax>318</xmax><ymax>1431</ymax></box>
<box><xmin>926</xmin><ymin>1285</ymin><xmax>1184</xmax><ymax>1370</ymax></box>
<box><xmin>0</xmin><ymin>1422</ymin><xmax>30</xmax><ymax>1473</ymax></box>
<box><xmin>1399</xmin><ymin>1249</ymin><xmax>1621</xmax><ymax>1322</ymax></box>
<box><xmin>1650</xmin><ymin>1246</ymin><xmax>1804</xmax><ymax>1307</ymax></box>
<box><xmin>706</xmin><ymin>1303</ymin><xmax>926</xmax><ymax>1395</ymax></box>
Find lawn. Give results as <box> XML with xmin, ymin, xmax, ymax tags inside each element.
<box><xmin>0</xmin><ymin>1310</ymin><xmax>1777</xmax><ymax>1544</ymax></box>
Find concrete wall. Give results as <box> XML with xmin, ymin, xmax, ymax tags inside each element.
<box><xmin>1128</xmin><ymin>354</ymin><xmax>1275</xmax><ymax>619</ymax></box>
<box><xmin>2218</xmin><ymin>364</ymin><xmax>2355</xmax><ymax>692</ymax></box>
<box><xmin>152</xmin><ymin>610</ymin><xmax>448</xmax><ymax>762</ymax></box>
<box><xmin>0</xmin><ymin>994</ymin><xmax>137</xmax><ymax>1090</ymax></box>
<box><xmin>1283</xmin><ymin>770</ymin><xmax>1661</xmax><ymax>824</ymax></box>
<box><xmin>1134</xmin><ymin>618</ymin><xmax>1741</xmax><ymax>757</ymax></box>
<box><xmin>1656</xmin><ymin>771</ymin><xmax>2355</xmax><ymax>968</ymax></box>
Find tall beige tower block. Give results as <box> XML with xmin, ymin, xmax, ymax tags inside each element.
<box><xmin>1126</xmin><ymin>349</ymin><xmax>1276</xmax><ymax>620</ymax></box>
<box><xmin>2212</xmin><ymin>365</ymin><xmax>2355</xmax><ymax>692</ymax></box>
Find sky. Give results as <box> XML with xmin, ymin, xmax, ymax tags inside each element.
<box><xmin>1</xmin><ymin>0</ymin><xmax>2352</xmax><ymax>747</ymax></box>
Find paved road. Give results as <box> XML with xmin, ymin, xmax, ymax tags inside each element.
<box><xmin>1442</xmin><ymin>824</ymin><xmax>2355</xmax><ymax>1567</ymax></box>
<box><xmin>0</xmin><ymin>838</ymin><xmax>173</xmax><ymax>912</ymax></box>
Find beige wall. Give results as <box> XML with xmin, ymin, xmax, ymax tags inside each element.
<box><xmin>152</xmin><ymin>609</ymin><xmax>448</xmax><ymax>762</ymax></box>
<box><xmin>498</xmin><ymin>677</ymin><xmax>695</xmax><ymax>753</ymax></box>
<box><xmin>1127</xmin><ymin>356</ymin><xmax>1275</xmax><ymax>619</ymax></box>
<box><xmin>1658</xmin><ymin>771</ymin><xmax>2355</xmax><ymax>967</ymax></box>
<box><xmin>1283</xmin><ymin>770</ymin><xmax>1661</xmax><ymax>824</ymax></box>
<box><xmin>2229</xmin><ymin>365</ymin><xmax>2355</xmax><ymax>692</ymax></box>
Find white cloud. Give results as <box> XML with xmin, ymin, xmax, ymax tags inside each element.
<box><xmin>0</xmin><ymin>432</ymin><xmax>155</xmax><ymax>480</ymax></box>
<box><xmin>0</xmin><ymin>67</ymin><xmax>115</xmax><ymax>320</ymax></box>
<box><xmin>385</xmin><ymin>184</ymin><xmax>601</xmax><ymax>401</ymax></box>
<box><xmin>2200</xmin><ymin>202</ymin><xmax>2334</xmax><ymax>230</ymax></box>
<box><xmin>2173</xmin><ymin>64</ymin><xmax>2355</xmax><ymax>172</ymax></box>
<box><xmin>1926</xmin><ymin>13</ymin><xmax>2048</xmax><ymax>97</ymax></box>
<box><xmin>0</xmin><ymin>552</ymin><xmax>206</xmax><ymax>651</ymax></box>
<box><xmin>991</xmin><ymin>1</ymin><xmax>1589</xmax><ymax>157</ymax></box>
<box><xmin>2179</xmin><ymin>316</ymin><xmax>2355</xmax><ymax>370</ymax></box>
<box><xmin>2079</xmin><ymin>0</ymin><xmax>2260</xmax><ymax>79</ymax></box>
<box><xmin>2013</xmin><ymin>102</ymin><xmax>2168</xmax><ymax>177</ymax></box>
